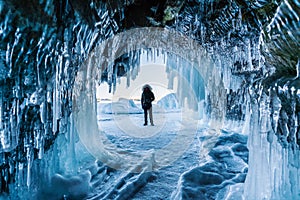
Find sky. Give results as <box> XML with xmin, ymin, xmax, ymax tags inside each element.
<box><xmin>96</xmin><ymin>52</ymin><xmax>178</xmax><ymax>102</ymax></box>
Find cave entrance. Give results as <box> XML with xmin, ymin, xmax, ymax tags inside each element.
<box><xmin>72</xmin><ymin>27</ymin><xmax>225</xmax><ymax>171</ymax></box>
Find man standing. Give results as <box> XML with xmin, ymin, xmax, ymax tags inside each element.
<box><xmin>141</xmin><ymin>84</ymin><xmax>155</xmax><ymax>126</ymax></box>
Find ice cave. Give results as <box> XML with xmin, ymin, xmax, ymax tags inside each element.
<box><xmin>0</xmin><ymin>0</ymin><xmax>299</xmax><ymax>199</ymax></box>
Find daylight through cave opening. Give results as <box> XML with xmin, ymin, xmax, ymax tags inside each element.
<box><xmin>72</xmin><ymin>27</ymin><xmax>225</xmax><ymax>172</ymax></box>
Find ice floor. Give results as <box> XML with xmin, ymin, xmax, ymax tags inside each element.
<box><xmin>79</xmin><ymin>102</ymin><xmax>249</xmax><ymax>200</ymax></box>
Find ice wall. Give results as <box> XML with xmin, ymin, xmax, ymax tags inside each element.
<box><xmin>169</xmin><ymin>1</ymin><xmax>300</xmax><ymax>199</ymax></box>
<box><xmin>243</xmin><ymin>0</ymin><xmax>300</xmax><ymax>198</ymax></box>
<box><xmin>0</xmin><ymin>0</ymin><xmax>121</xmax><ymax>197</ymax></box>
<box><xmin>244</xmin><ymin>90</ymin><xmax>300</xmax><ymax>200</ymax></box>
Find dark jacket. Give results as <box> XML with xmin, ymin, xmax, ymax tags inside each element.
<box><xmin>141</xmin><ymin>88</ymin><xmax>155</xmax><ymax>109</ymax></box>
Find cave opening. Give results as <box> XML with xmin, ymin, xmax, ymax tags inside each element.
<box><xmin>93</xmin><ymin>48</ymin><xmax>208</xmax><ymax>168</ymax></box>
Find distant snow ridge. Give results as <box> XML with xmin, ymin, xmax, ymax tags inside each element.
<box><xmin>157</xmin><ymin>93</ymin><xmax>180</xmax><ymax>110</ymax></box>
<box><xmin>101</xmin><ymin>98</ymin><xmax>143</xmax><ymax>114</ymax></box>
<box><xmin>100</xmin><ymin>94</ymin><xmax>180</xmax><ymax>114</ymax></box>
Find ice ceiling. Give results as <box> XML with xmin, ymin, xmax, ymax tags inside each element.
<box><xmin>0</xmin><ymin>0</ymin><xmax>299</xmax><ymax>199</ymax></box>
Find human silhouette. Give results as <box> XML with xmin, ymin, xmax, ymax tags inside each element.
<box><xmin>141</xmin><ymin>84</ymin><xmax>155</xmax><ymax>126</ymax></box>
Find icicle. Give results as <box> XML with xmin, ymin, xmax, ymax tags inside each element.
<box><xmin>26</xmin><ymin>146</ymin><xmax>33</xmax><ymax>188</ymax></box>
<box><xmin>259</xmin><ymin>93</ymin><xmax>271</xmax><ymax>134</ymax></box>
<box><xmin>17</xmin><ymin>162</ymin><xmax>24</xmax><ymax>187</ymax></box>
<box><xmin>53</xmin><ymin>54</ymin><xmax>63</xmax><ymax>134</ymax></box>
<box><xmin>10</xmin><ymin>100</ymin><xmax>17</xmax><ymax>150</ymax></box>
<box><xmin>270</xmin><ymin>88</ymin><xmax>281</xmax><ymax>133</ymax></box>
<box><xmin>65</xmin><ymin>113</ymin><xmax>77</xmax><ymax>173</ymax></box>
<box><xmin>40</xmin><ymin>101</ymin><xmax>46</xmax><ymax>124</ymax></box>
<box><xmin>52</xmin><ymin>85</ymin><xmax>57</xmax><ymax>134</ymax></box>
<box><xmin>0</xmin><ymin>91</ymin><xmax>3</xmax><ymax>130</ymax></box>
<box><xmin>237</xmin><ymin>8</ymin><xmax>242</xmax><ymax>30</ymax></box>
<box><xmin>0</xmin><ymin>123</ymin><xmax>9</xmax><ymax>151</ymax></box>
<box><xmin>6</xmin><ymin>43</ymin><xmax>12</xmax><ymax>75</ymax></box>
<box><xmin>246</xmin><ymin>39</ymin><xmax>253</xmax><ymax>70</ymax></box>
<box><xmin>297</xmin><ymin>59</ymin><xmax>300</xmax><ymax>78</ymax></box>
<box><xmin>38</xmin><ymin>137</ymin><xmax>44</xmax><ymax>159</ymax></box>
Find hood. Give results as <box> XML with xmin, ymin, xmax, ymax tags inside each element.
<box><xmin>142</xmin><ymin>84</ymin><xmax>152</xmax><ymax>91</ymax></box>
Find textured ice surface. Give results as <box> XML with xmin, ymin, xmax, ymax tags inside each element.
<box><xmin>171</xmin><ymin>132</ymin><xmax>248</xmax><ymax>200</ymax></box>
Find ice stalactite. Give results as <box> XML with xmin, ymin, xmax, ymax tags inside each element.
<box><xmin>166</xmin><ymin>53</ymin><xmax>205</xmax><ymax>114</ymax></box>
<box><xmin>244</xmin><ymin>87</ymin><xmax>300</xmax><ymax>199</ymax></box>
<box><xmin>168</xmin><ymin>1</ymin><xmax>299</xmax><ymax>199</ymax></box>
<box><xmin>0</xmin><ymin>0</ymin><xmax>121</xmax><ymax>197</ymax></box>
<box><xmin>243</xmin><ymin>0</ymin><xmax>300</xmax><ymax>198</ymax></box>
